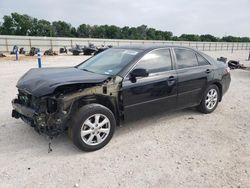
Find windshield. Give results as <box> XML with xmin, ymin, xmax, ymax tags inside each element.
<box><xmin>77</xmin><ymin>48</ymin><xmax>141</xmax><ymax>75</ymax></box>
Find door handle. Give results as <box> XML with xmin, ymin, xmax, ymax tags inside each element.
<box><xmin>167</xmin><ymin>76</ymin><xmax>176</xmax><ymax>81</ymax></box>
<box><xmin>205</xmin><ymin>69</ymin><xmax>211</xmax><ymax>74</ymax></box>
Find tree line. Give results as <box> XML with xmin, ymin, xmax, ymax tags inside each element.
<box><xmin>0</xmin><ymin>12</ymin><xmax>249</xmax><ymax>42</ymax></box>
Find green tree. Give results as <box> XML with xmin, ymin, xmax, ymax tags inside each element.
<box><xmin>200</xmin><ymin>34</ymin><xmax>218</xmax><ymax>42</ymax></box>
<box><xmin>121</xmin><ymin>26</ymin><xmax>130</xmax><ymax>39</ymax></box>
<box><xmin>93</xmin><ymin>25</ymin><xmax>107</xmax><ymax>38</ymax></box>
<box><xmin>239</xmin><ymin>37</ymin><xmax>250</xmax><ymax>42</ymax></box>
<box><xmin>70</xmin><ymin>27</ymin><xmax>78</xmax><ymax>37</ymax></box>
<box><xmin>128</xmin><ymin>27</ymin><xmax>140</xmax><ymax>39</ymax></box>
<box><xmin>91</xmin><ymin>25</ymin><xmax>105</xmax><ymax>38</ymax></box>
<box><xmin>0</xmin><ymin>15</ymin><xmax>15</xmax><ymax>35</ymax></box>
<box><xmin>221</xmin><ymin>36</ymin><xmax>250</xmax><ymax>42</ymax></box>
<box><xmin>11</xmin><ymin>12</ymin><xmax>33</xmax><ymax>35</ymax></box>
<box><xmin>146</xmin><ymin>28</ymin><xmax>156</xmax><ymax>40</ymax></box>
<box><xmin>155</xmin><ymin>30</ymin><xmax>164</xmax><ymax>40</ymax></box>
<box><xmin>30</xmin><ymin>19</ymin><xmax>53</xmax><ymax>36</ymax></box>
<box><xmin>52</xmin><ymin>21</ymin><xmax>72</xmax><ymax>37</ymax></box>
<box><xmin>171</xmin><ymin>36</ymin><xmax>179</xmax><ymax>41</ymax></box>
<box><xmin>162</xmin><ymin>31</ymin><xmax>173</xmax><ymax>40</ymax></box>
<box><xmin>105</xmin><ymin>25</ymin><xmax>121</xmax><ymax>39</ymax></box>
<box><xmin>179</xmin><ymin>34</ymin><xmax>200</xmax><ymax>41</ymax></box>
<box><xmin>1</xmin><ymin>12</ymin><xmax>250</xmax><ymax>42</ymax></box>
<box><xmin>77</xmin><ymin>24</ymin><xmax>92</xmax><ymax>38</ymax></box>
<box><xmin>136</xmin><ymin>25</ymin><xmax>147</xmax><ymax>40</ymax></box>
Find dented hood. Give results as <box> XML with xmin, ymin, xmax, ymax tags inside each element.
<box><xmin>16</xmin><ymin>67</ymin><xmax>110</xmax><ymax>97</ymax></box>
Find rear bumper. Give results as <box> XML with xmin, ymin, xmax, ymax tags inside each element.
<box><xmin>222</xmin><ymin>73</ymin><xmax>231</xmax><ymax>95</ymax></box>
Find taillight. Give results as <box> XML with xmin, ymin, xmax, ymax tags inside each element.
<box><xmin>225</xmin><ymin>67</ymin><xmax>230</xmax><ymax>74</ymax></box>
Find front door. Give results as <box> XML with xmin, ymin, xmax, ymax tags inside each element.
<box><xmin>121</xmin><ymin>48</ymin><xmax>178</xmax><ymax>121</ymax></box>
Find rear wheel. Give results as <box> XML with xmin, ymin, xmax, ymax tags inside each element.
<box><xmin>197</xmin><ymin>85</ymin><xmax>220</xmax><ymax>114</ymax></box>
<box><xmin>70</xmin><ymin>104</ymin><xmax>116</xmax><ymax>151</ymax></box>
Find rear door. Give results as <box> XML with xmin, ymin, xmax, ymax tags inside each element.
<box><xmin>122</xmin><ymin>48</ymin><xmax>178</xmax><ymax>120</ymax></box>
<box><xmin>173</xmin><ymin>48</ymin><xmax>213</xmax><ymax>108</ymax></box>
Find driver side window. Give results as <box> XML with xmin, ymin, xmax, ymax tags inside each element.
<box><xmin>134</xmin><ymin>49</ymin><xmax>172</xmax><ymax>74</ymax></box>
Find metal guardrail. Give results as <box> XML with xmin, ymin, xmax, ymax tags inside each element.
<box><xmin>0</xmin><ymin>35</ymin><xmax>250</xmax><ymax>53</ymax></box>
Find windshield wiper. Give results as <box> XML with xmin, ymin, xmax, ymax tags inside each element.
<box><xmin>80</xmin><ymin>68</ymin><xmax>95</xmax><ymax>73</ymax></box>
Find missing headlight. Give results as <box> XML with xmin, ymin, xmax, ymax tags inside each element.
<box><xmin>47</xmin><ymin>98</ymin><xmax>57</xmax><ymax>113</ymax></box>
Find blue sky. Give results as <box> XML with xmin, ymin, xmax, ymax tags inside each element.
<box><xmin>0</xmin><ymin>0</ymin><xmax>249</xmax><ymax>37</ymax></box>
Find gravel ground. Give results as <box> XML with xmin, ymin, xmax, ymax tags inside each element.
<box><xmin>0</xmin><ymin>52</ymin><xmax>250</xmax><ymax>188</ymax></box>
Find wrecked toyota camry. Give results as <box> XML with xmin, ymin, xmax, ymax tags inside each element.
<box><xmin>12</xmin><ymin>46</ymin><xmax>231</xmax><ymax>151</ymax></box>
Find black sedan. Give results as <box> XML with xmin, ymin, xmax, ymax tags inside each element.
<box><xmin>12</xmin><ymin>45</ymin><xmax>231</xmax><ymax>151</ymax></box>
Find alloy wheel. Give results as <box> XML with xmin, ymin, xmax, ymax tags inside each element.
<box><xmin>80</xmin><ymin>114</ymin><xmax>111</xmax><ymax>146</ymax></box>
<box><xmin>205</xmin><ymin>88</ymin><xmax>218</xmax><ymax>110</ymax></box>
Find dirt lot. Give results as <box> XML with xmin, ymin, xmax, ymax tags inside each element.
<box><xmin>0</xmin><ymin>52</ymin><xmax>250</xmax><ymax>188</ymax></box>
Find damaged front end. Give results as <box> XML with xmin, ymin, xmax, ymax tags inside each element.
<box><xmin>12</xmin><ymin>76</ymin><xmax>123</xmax><ymax>137</ymax></box>
<box><xmin>12</xmin><ymin>90</ymin><xmax>70</xmax><ymax>137</ymax></box>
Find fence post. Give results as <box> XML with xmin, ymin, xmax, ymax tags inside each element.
<box><xmin>29</xmin><ymin>38</ymin><xmax>32</xmax><ymax>50</ymax></box>
<box><xmin>50</xmin><ymin>39</ymin><xmax>53</xmax><ymax>50</ymax></box>
<box><xmin>5</xmin><ymin>38</ymin><xmax>9</xmax><ymax>52</ymax></box>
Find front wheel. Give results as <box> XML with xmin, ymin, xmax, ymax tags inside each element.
<box><xmin>197</xmin><ymin>85</ymin><xmax>220</xmax><ymax>114</ymax></box>
<box><xmin>70</xmin><ymin>104</ymin><xmax>116</xmax><ymax>151</ymax></box>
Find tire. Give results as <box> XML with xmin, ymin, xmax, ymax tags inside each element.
<box><xmin>197</xmin><ymin>84</ymin><xmax>220</xmax><ymax>114</ymax></box>
<box><xmin>70</xmin><ymin>104</ymin><xmax>116</xmax><ymax>151</ymax></box>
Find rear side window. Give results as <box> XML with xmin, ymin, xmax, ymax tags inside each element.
<box><xmin>174</xmin><ymin>49</ymin><xmax>198</xmax><ymax>69</ymax></box>
<box><xmin>196</xmin><ymin>54</ymin><xmax>210</xmax><ymax>66</ymax></box>
<box><xmin>135</xmin><ymin>49</ymin><xmax>172</xmax><ymax>73</ymax></box>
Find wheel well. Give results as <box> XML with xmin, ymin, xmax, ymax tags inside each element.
<box><xmin>74</xmin><ymin>95</ymin><xmax>120</xmax><ymax>125</ymax></box>
<box><xmin>212</xmin><ymin>82</ymin><xmax>222</xmax><ymax>101</ymax></box>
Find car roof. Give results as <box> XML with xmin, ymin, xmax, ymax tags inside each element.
<box><xmin>114</xmin><ymin>45</ymin><xmax>197</xmax><ymax>52</ymax></box>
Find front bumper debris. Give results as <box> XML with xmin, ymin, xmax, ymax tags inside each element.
<box><xmin>11</xmin><ymin>98</ymin><xmax>69</xmax><ymax>137</ymax></box>
<box><xmin>12</xmin><ymin>99</ymin><xmax>35</xmax><ymax>119</ymax></box>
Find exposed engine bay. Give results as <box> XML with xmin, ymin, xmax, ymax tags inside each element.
<box><xmin>12</xmin><ymin>75</ymin><xmax>123</xmax><ymax>137</ymax></box>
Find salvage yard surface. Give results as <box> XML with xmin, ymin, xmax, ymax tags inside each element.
<box><xmin>0</xmin><ymin>51</ymin><xmax>250</xmax><ymax>188</ymax></box>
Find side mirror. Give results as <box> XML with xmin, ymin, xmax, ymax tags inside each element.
<box><xmin>130</xmin><ymin>68</ymin><xmax>149</xmax><ymax>78</ymax></box>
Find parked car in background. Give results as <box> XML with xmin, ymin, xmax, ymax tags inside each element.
<box><xmin>12</xmin><ymin>46</ymin><xmax>231</xmax><ymax>151</ymax></box>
